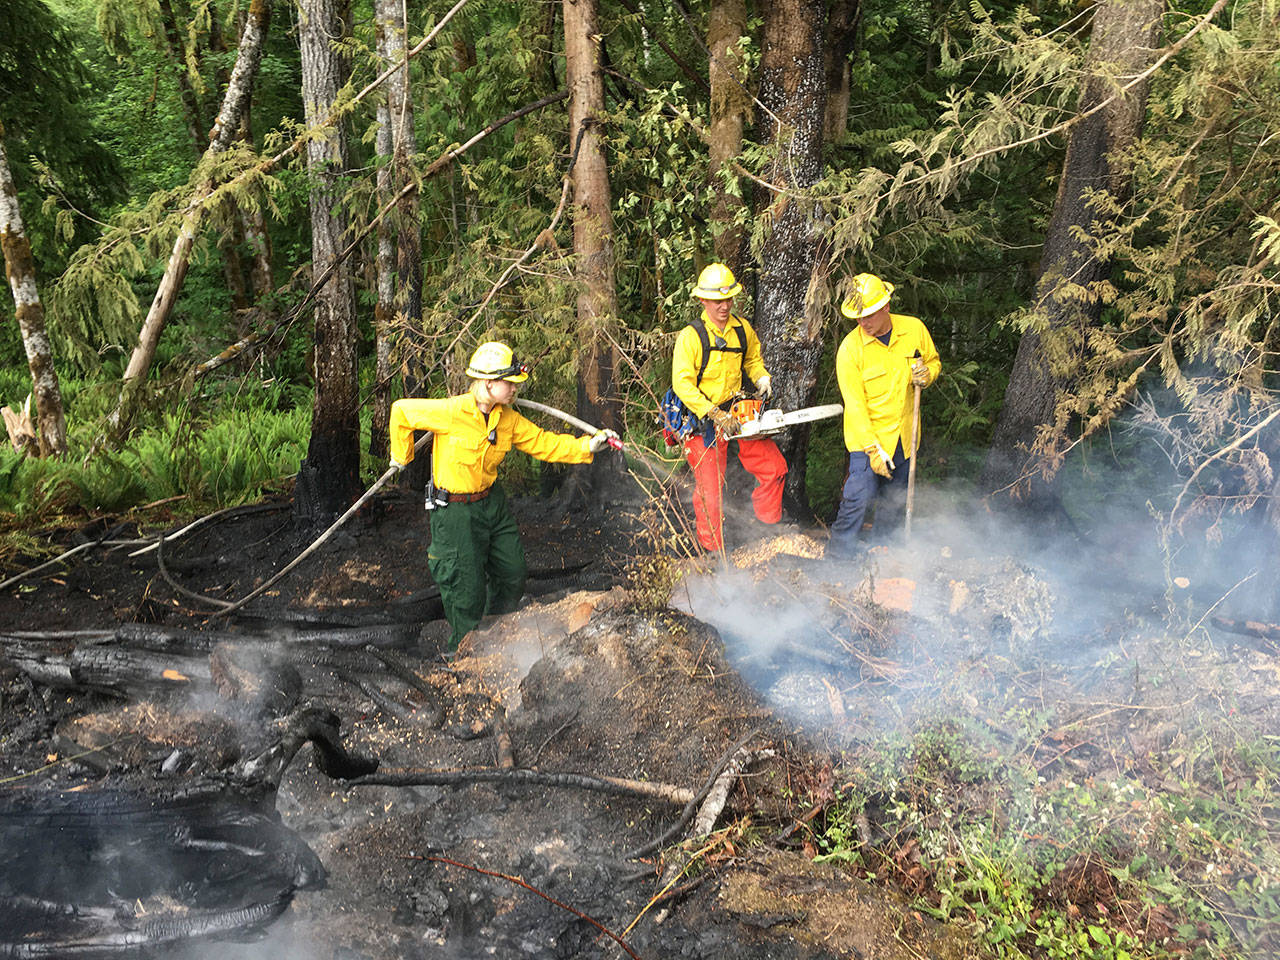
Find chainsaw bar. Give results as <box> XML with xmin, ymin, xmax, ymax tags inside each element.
<box><xmin>738</xmin><ymin>403</ymin><xmax>844</xmax><ymax>437</ymax></box>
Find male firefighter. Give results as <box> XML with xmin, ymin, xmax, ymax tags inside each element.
<box><xmin>671</xmin><ymin>262</ymin><xmax>788</xmax><ymax>552</ymax></box>
<box><xmin>828</xmin><ymin>273</ymin><xmax>941</xmax><ymax>558</ymax></box>
<box><xmin>389</xmin><ymin>341</ymin><xmax>619</xmax><ymax>649</ymax></box>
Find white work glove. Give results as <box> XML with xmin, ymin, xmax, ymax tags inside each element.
<box><xmin>708</xmin><ymin>407</ymin><xmax>741</xmax><ymax>439</ymax></box>
<box><xmin>756</xmin><ymin>374</ymin><xmax>773</xmax><ymax>400</ymax></box>
<box><xmin>910</xmin><ymin>357</ymin><xmax>929</xmax><ymax>387</ymax></box>
<box><xmin>863</xmin><ymin>443</ymin><xmax>894</xmax><ymax>478</ymax></box>
<box><xmin>389</xmin><ymin>458</ymin><xmax>406</xmax><ymax>472</ymax></box>
<box><xmin>588</xmin><ymin>428</ymin><xmax>620</xmax><ymax>453</ymax></box>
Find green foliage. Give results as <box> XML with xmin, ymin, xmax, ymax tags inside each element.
<box><xmin>813</xmin><ymin>718</ymin><xmax>1280</xmax><ymax>960</ymax></box>
<box><xmin>0</xmin><ymin>377</ymin><xmax>308</xmax><ymax>528</ymax></box>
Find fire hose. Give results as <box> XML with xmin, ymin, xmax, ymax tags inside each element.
<box><xmin>202</xmin><ymin>401</ymin><xmax>624</xmax><ymax>618</ymax></box>
<box><xmin>514</xmin><ymin>398</ymin><xmax>623</xmax><ymax>449</ymax></box>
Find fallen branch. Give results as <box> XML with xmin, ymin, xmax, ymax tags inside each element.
<box><xmin>651</xmin><ymin>747</ymin><xmax>775</xmax><ymax>924</ymax></box>
<box><xmin>349</xmin><ymin>766</ymin><xmax>694</xmax><ymax>804</ymax></box>
<box><xmin>624</xmin><ymin>727</ymin><xmax>761</xmax><ymax>861</ymax></box>
<box><xmin>1210</xmin><ymin>615</ymin><xmax>1280</xmax><ymax>655</ymax></box>
<box><xmin>363</xmin><ymin>644</ymin><xmax>445</xmax><ymax>728</ymax></box>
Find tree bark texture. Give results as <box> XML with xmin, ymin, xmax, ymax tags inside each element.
<box><xmin>752</xmin><ymin>0</ymin><xmax>827</xmax><ymax>515</ymax></box>
<box><xmin>707</xmin><ymin>0</ymin><xmax>749</xmax><ymax>272</ymax></box>
<box><xmin>0</xmin><ymin>121</ymin><xmax>67</xmax><ymax>456</ymax></box>
<box><xmin>980</xmin><ymin>0</ymin><xmax>1162</xmax><ymax>505</ymax></box>
<box><xmin>823</xmin><ymin>0</ymin><xmax>860</xmax><ymax>143</ymax></box>
<box><xmin>294</xmin><ymin>0</ymin><xmax>361</xmax><ymax>524</ymax></box>
<box><xmin>114</xmin><ymin>0</ymin><xmax>271</xmax><ymax>422</ymax></box>
<box><xmin>563</xmin><ymin>0</ymin><xmax>620</xmax><ymax>436</ymax></box>
<box><xmin>371</xmin><ymin>0</ymin><xmax>419</xmax><ymax>461</ymax></box>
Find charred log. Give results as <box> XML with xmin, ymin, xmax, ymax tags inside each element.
<box><xmin>0</xmin><ymin>779</ymin><xmax>321</xmax><ymax>958</ymax></box>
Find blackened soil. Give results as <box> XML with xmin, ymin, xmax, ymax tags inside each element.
<box><xmin>0</xmin><ymin>488</ymin><xmax>969</xmax><ymax>960</ymax></box>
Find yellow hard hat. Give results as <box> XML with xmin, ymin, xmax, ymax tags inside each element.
<box><xmin>466</xmin><ymin>341</ymin><xmax>530</xmax><ymax>382</ymax></box>
<box><xmin>840</xmin><ymin>273</ymin><xmax>894</xmax><ymax>319</ymax></box>
<box><xmin>691</xmin><ymin>263</ymin><xmax>742</xmax><ymax>300</ymax></box>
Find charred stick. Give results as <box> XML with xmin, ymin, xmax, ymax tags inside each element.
<box><xmin>494</xmin><ymin>706</ymin><xmax>515</xmax><ymax>769</ymax></box>
<box><xmin>349</xmin><ymin>767</ymin><xmax>694</xmax><ymax>804</ymax></box>
<box><xmin>410</xmin><ymin>855</ymin><xmax>643</xmax><ymax>960</ymax></box>
<box><xmin>348</xmin><ymin>677</ymin><xmax>415</xmax><ymax>723</ymax></box>
<box><xmin>652</xmin><ymin>748</ymin><xmax>776</xmax><ymax>925</ymax></box>
<box><xmin>363</xmin><ymin>644</ymin><xmax>445</xmax><ymax>728</ymax></box>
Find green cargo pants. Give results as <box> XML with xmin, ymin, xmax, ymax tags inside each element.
<box><xmin>427</xmin><ymin>484</ymin><xmax>528</xmax><ymax>650</ymax></box>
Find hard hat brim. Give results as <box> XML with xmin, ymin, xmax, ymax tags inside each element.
<box><xmin>466</xmin><ymin>367</ymin><xmax>529</xmax><ymax>383</ymax></box>
<box><xmin>840</xmin><ymin>282</ymin><xmax>894</xmax><ymax>319</ymax></box>
<box><xmin>691</xmin><ymin>282</ymin><xmax>743</xmax><ymax>300</ymax></box>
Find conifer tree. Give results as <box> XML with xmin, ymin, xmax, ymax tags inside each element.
<box><xmin>294</xmin><ymin>0</ymin><xmax>360</xmax><ymax>524</ymax></box>
<box><xmin>981</xmin><ymin>0</ymin><xmax>1164</xmax><ymax>509</ymax></box>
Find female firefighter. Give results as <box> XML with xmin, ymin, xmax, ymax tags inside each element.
<box><xmin>389</xmin><ymin>341</ymin><xmax>619</xmax><ymax>649</ymax></box>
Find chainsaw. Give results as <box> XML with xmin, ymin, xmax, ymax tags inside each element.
<box><xmin>735</xmin><ymin>402</ymin><xmax>844</xmax><ymax>437</ymax></box>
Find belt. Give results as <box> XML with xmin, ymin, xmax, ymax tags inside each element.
<box><xmin>443</xmin><ymin>487</ymin><xmax>491</xmax><ymax>504</ymax></box>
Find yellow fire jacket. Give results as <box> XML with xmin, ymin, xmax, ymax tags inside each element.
<box><xmin>835</xmin><ymin>313</ymin><xmax>941</xmax><ymax>455</ymax></box>
<box><xmin>389</xmin><ymin>392</ymin><xmax>593</xmax><ymax>493</ymax></box>
<box><xmin>671</xmin><ymin>311</ymin><xmax>771</xmax><ymax>417</ymax></box>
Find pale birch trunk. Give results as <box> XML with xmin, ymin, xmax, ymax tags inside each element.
<box><xmin>563</xmin><ymin>0</ymin><xmax>620</xmax><ymax>438</ymax></box>
<box><xmin>0</xmin><ymin>121</ymin><xmax>67</xmax><ymax>457</ymax></box>
<box><xmin>293</xmin><ymin>0</ymin><xmax>361</xmax><ymax>524</ymax></box>
<box><xmin>114</xmin><ymin>0</ymin><xmax>271</xmax><ymax>423</ymax></box>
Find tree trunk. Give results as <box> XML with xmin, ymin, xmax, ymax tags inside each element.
<box><xmin>707</xmin><ymin>0</ymin><xmax>749</xmax><ymax>272</ymax></box>
<box><xmin>371</xmin><ymin>0</ymin><xmax>418</xmax><ymax>462</ymax></box>
<box><xmin>752</xmin><ymin>0</ymin><xmax>827</xmax><ymax>517</ymax></box>
<box><xmin>0</xmin><ymin>121</ymin><xmax>67</xmax><ymax>457</ymax></box>
<box><xmin>113</xmin><ymin>0</ymin><xmax>271</xmax><ymax>426</ymax></box>
<box><xmin>371</xmin><ymin>0</ymin><xmax>398</xmax><ymax>461</ymax></box>
<box><xmin>980</xmin><ymin>0</ymin><xmax>1163</xmax><ymax>507</ymax></box>
<box><xmin>563</xmin><ymin>0</ymin><xmax>621</xmax><ymax>442</ymax></box>
<box><xmin>823</xmin><ymin>0</ymin><xmax>860</xmax><ymax>143</ymax></box>
<box><xmin>293</xmin><ymin>0</ymin><xmax>361</xmax><ymax>526</ymax></box>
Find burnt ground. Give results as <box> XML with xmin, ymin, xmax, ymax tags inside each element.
<box><xmin>2</xmin><ymin>474</ymin><xmax>1279</xmax><ymax>959</ymax></box>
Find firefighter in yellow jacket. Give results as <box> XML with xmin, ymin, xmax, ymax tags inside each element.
<box><xmin>828</xmin><ymin>274</ymin><xmax>941</xmax><ymax>557</ymax></box>
<box><xmin>389</xmin><ymin>342</ymin><xmax>619</xmax><ymax>649</ymax></box>
<box><xmin>672</xmin><ymin>263</ymin><xmax>787</xmax><ymax>552</ymax></box>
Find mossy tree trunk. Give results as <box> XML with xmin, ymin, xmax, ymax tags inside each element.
<box><xmin>113</xmin><ymin>0</ymin><xmax>271</xmax><ymax>429</ymax></box>
<box><xmin>0</xmin><ymin>120</ymin><xmax>66</xmax><ymax>457</ymax></box>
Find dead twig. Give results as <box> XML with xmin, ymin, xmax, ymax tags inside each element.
<box><xmin>408</xmin><ymin>855</ymin><xmax>643</xmax><ymax>960</ymax></box>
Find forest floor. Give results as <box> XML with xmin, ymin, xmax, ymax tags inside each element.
<box><xmin>1</xmin><ymin>473</ymin><xmax>1278</xmax><ymax>959</ymax></box>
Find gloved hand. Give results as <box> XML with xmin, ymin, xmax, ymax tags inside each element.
<box><xmin>708</xmin><ymin>407</ymin><xmax>741</xmax><ymax>439</ymax></box>
<box><xmin>389</xmin><ymin>458</ymin><xmax>406</xmax><ymax>472</ymax></box>
<box><xmin>910</xmin><ymin>357</ymin><xmax>929</xmax><ymax>387</ymax></box>
<box><xmin>588</xmin><ymin>428</ymin><xmax>620</xmax><ymax>453</ymax></box>
<box><xmin>863</xmin><ymin>443</ymin><xmax>894</xmax><ymax>478</ymax></box>
<box><xmin>756</xmin><ymin>374</ymin><xmax>773</xmax><ymax>400</ymax></box>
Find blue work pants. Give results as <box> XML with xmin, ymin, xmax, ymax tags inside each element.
<box><xmin>827</xmin><ymin>440</ymin><xmax>909</xmax><ymax>558</ymax></box>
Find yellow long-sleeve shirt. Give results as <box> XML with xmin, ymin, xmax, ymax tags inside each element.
<box><xmin>835</xmin><ymin>313</ymin><xmax>941</xmax><ymax>455</ymax></box>
<box><xmin>389</xmin><ymin>392</ymin><xmax>592</xmax><ymax>493</ymax></box>
<box><xmin>671</xmin><ymin>311</ymin><xmax>770</xmax><ymax>417</ymax></box>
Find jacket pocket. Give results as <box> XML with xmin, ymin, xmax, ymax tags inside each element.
<box><xmin>861</xmin><ymin>364</ymin><xmax>891</xmax><ymax>402</ymax></box>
